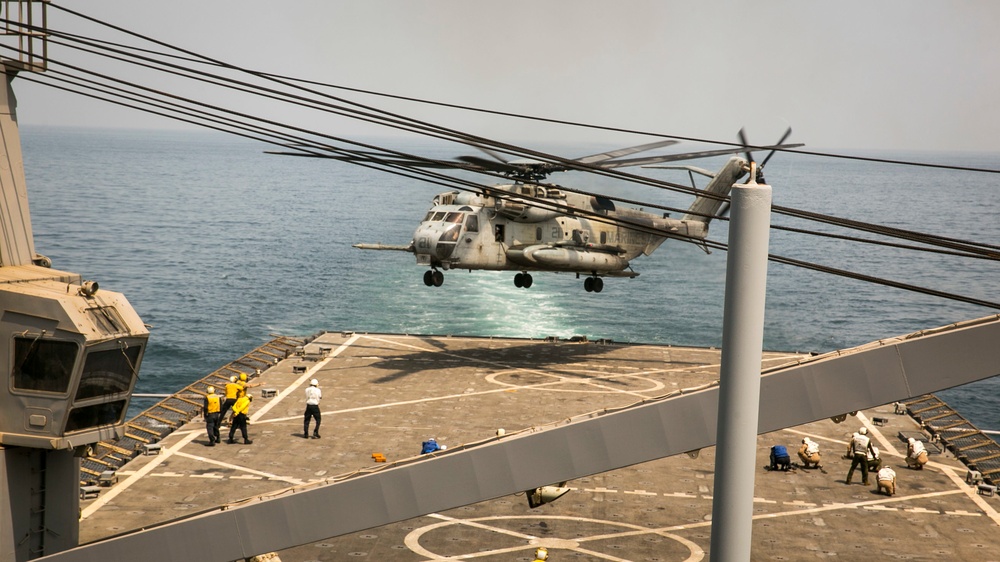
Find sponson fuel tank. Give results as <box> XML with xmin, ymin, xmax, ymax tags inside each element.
<box><xmin>506</xmin><ymin>245</ymin><xmax>628</xmax><ymax>272</ymax></box>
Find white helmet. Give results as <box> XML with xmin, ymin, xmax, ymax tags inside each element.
<box><xmin>859</xmin><ymin>427</ymin><xmax>868</xmax><ymax>435</ymax></box>
<box><xmin>230</xmin><ymin>375</ymin><xmax>237</xmax><ymax>383</ymax></box>
<box><xmin>207</xmin><ymin>386</ymin><xmax>215</xmax><ymax>394</ymax></box>
<box><xmin>311</xmin><ymin>379</ymin><xmax>319</xmax><ymax>386</ymax></box>
<box><xmin>535</xmin><ymin>547</ymin><xmax>548</xmax><ymax>560</ymax></box>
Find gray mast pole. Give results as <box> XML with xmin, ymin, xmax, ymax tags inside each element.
<box><xmin>709</xmin><ymin>167</ymin><xmax>772</xmax><ymax>561</ymax></box>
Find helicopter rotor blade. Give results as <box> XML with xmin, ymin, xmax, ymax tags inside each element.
<box><xmin>628</xmin><ymin>143</ymin><xmax>801</xmax><ymax>169</ymax></box>
<box><xmin>575</xmin><ymin>139</ymin><xmax>680</xmax><ymax>165</ymax></box>
<box><xmin>454</xmin><ymin>155</ymin><xmax>523</xmax><ymax>174</ymax></box>
<box><xmin>759</xmin><ymin>127</ymin><xmax>793</xmax><ymax>170</ymax></box>
<box><xmin>737</xmin><ymin>128</ymin><xmax>755</xmax><ymax>167</ymax></box>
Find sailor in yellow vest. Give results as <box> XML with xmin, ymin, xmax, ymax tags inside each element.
<box><xmin>221</xmin><ymin>375</ymin><xmax>242</xmax><ymax>424</ymax></box>
<box><xmin>227</xmin><ymin>393</ymin><xmax>254</xmax><ymax>445</ymax></box>
<box><xmin>203</xmin><ymin>386</ymin><xmax>222</xmax><ymax>446</ymax></box>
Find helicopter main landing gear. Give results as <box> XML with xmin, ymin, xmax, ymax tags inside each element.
<box><xmin>513</xmin><ymin>272</ymin><xmax>533</xmax><ymax>288</ymax></box>
<box><xmin>583</xmin><ymin>276</ymin><xmax>604</xmax><ymax>293</ymax></box>
<box><xmin>423</xmin><ymin>269</ymin><xmax>444</xmax><ymax>287</ymax></box>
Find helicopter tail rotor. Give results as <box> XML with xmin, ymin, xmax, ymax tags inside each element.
<box><xmin>737</xmin><ymin>127</ymin><xmax>793</xmax><ymax>184</ymax></box>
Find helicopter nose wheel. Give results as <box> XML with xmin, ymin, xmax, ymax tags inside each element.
<box><xmin>423</xmin><ymin>269</ymin><xmax>444</xmax><ymax>287</ymax></box>
<box><xmin>583</xmin><ymin>276</ymin><xmax>604</xmax><ymax>293</ymax></box>
<box><xmin>513</xmin><ymin>272</ymin><xmax>533</xmax><ymax>288</ymax></box>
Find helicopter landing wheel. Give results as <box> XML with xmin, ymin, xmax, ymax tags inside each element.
<box><xmin>424</xmin><ymin>270</ymin><xmax>444</xmax><ymax>287</ymax></box>
<box><xmin>514</xmin><ymin>272</ymin><xmax>533</xmax><ymax>288</ymax></box>
<box><xmin>584</xmin><ymin>276</ymin><xmax>603</xmax><ymax>293</ymax></box>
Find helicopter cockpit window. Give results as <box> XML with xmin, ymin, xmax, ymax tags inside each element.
<box><xmin>465</xmin><ymin>215</ymin><xmax>479</xmax><ymax>233</ymax></box>
<box><xmin>12</xmin><ymin>337</ymin><xmax>78</xmax><ymax>394</ymax></box>
<box><xmin>431</xmin><ymin>212</ymin><xmax>447</xmax><ymax>222</ymax></box>
<box><xmin>445</xmin><ymin>212</ymin><xmax>464</xmax><ymax>223</ymax></box>
<box><xmin>440</xmin><ymin>224</ymin><xmax>461</xmax><ymax>242</ymax></box>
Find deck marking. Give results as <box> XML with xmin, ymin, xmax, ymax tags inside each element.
<box><xmin>938</xmin><ymin>465</ymin><xmax>1000</xmax><ymax>525</ymax></box>
<box><xmin>407</xmin><ymin>514</ymin><xmax>704</xmax><ymax>562</ymax></box>
<box><xmin>80</xmin><ymin>431</ymin><xmax>200</xmax><ymax>519</ymax></box>
<box><xmin>251</xmin><ymin>333</ymin><xmax>360</xmax><ymax>423</ymax></box>
<box><xmin>173</xmin><ymin>450</ymin><xmax>306</xmax><ymax>485</ymax></box>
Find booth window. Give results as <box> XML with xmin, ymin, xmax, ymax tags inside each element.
<box><xmin>65</xmin><ymin>400</ymin><xmax>127</xmax><ymax>432</ymax></box>
<box><xmin>12</xmin><ymin>337</ymin><xmax>78</xmax><ymax>393</ymax></box>
<box><xmin>75</xmin><ymin>345</ymin><xmax>141</xmax><ymax>400</ymax></box>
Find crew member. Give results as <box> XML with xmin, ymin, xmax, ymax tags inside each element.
<box><xmin>876</xmin><ymin>466</ymin><xmax>897</xmax><ymax>496</ymax></box>
<box><xmin>845</xmin><ymin>426</ymin><xmax>875</xmax><ymax>485</ymax></box>
<box><xmin>228</xmin><ymin>394</ymin><xmax>253</xmax><ymax>445</ymax></box>
<box><xmin>769</xmin><ymin>444</ymin><xmax>791</xmax><ymax>471</ymax></box>
<box><xmin>906</xmin><ymin>437</ymin><xmax>928</xmax><ymax>469</ymax></box>
<box><xmin>867</xmin><ymin>445</ymin><xmax>883</xmax><ymax>472</ymax></box>
<box><xmin>303</xmin><ymin>378</ymin><xmax>322</xmax><ymax>439</ymax></box>
<box><xmin>798</xmin><ymin>437</ymin><xmax>821</xmax><ymax>468</ymax></box>
<box><xmin>221</xmin><ymin>375</ymin><xmax>242</xmax><ymax>423</ymax></box>
<box><xmin>203</xmin><ymin>386</ymin><xmax>222</xmax><ymax>446</ymax></box>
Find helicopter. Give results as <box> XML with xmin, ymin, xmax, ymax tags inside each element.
<box><xmin>352</xmin><ymin>133</ymin><xmax>801</xmax><ymax>292</ymax></box>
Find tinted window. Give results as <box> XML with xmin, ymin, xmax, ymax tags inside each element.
<box><xmin>65</xmin><ymin>400</ymin><xmax>127</xmax><ymax>432</ymax></box>
<box><xmin>76</xmin><ymin>345</ymin><xmax>142</xmax><ymax>400</ymax></box>
<box><xmin>12</xmin><ymin>337</ymin><xmax>78</xmax><ymax>393</ymax></box>
<box><xmin>466</xmin><ymin>215</ymin><xmax>479</xmax><ymax>233</ymax></box>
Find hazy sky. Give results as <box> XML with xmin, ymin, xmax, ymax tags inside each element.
<box><xmin>11</xmin><ymin>1</ymin><xmax>1000</xmax><ymax>152</ymax></box>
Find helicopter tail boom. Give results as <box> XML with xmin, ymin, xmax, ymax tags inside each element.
<box><xmin>681</xmin><ymin>156</ymin><xmax>748</xmax><ymax>224</ymax></box>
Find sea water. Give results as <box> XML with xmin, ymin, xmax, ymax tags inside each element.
<box><xmin>19</xmin><ymin>126</ymin><xmax>1000</xmax><ymax>428</ymax></box>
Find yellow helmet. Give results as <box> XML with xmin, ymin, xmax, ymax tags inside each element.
<box><xmin>240</xmin><ymin>373</ymin><xmax>247</xmax><ymax>382</ymax></box>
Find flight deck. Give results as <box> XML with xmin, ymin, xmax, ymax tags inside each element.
<box><xmin>77</xmin><ymin>332</ymin><xmax>1000</xmax><ymax>561</ymax></box>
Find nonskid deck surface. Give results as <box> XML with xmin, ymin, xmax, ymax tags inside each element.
<box><xmin>80</xmin><ymin>333</ymin><xmax>1000</xmax><ymax>561</ymax></box>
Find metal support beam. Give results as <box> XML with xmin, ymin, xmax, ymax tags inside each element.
<box><xmin>0</xmin><ymin>70</ymin><xmax>35</xmax><ymax>266</ymax></box>
<box><xmin>710</xmin><ymin>177</ymin><xmax>772</xmax><ymax>562</ymax></box>
<box><xmin>37</xmin><ymin>315</ymin><xmax>1000</xmax><ymax>562</ymax></box>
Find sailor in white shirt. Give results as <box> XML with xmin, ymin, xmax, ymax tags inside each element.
<box><xmin>304</xmin><ymin>378</ymin><xmax>323</xmax><ymax>439</ymax></box>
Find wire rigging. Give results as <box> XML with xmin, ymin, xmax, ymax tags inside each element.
<box><xmin>8</xmin><ymin>6</ymin><xmax>999</xmax><ymax>310</ymax></box>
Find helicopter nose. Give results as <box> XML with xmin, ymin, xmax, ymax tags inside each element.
<box><xmin>414</xmin><ymin>223</ymin><xmax>460</xmax><ymax>261</ymax></box>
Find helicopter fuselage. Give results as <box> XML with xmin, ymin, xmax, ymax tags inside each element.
<box><xmin>355</xmin><ymin>155</ymin><xmax>748</xmax><ymax>292</ymax></box>
<box><xmin>412</xmin><ymin>183</ymin><xmax>709</xmax><ymax>277</ymax></box>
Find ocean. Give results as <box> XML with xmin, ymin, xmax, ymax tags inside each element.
<box><xmin>19</xmin><ymin>126</ymin><xmax>1000</xmax><ymax>429</ymax></box>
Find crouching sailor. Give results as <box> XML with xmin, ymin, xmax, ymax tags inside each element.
<box><xmin>876</xmin><ymin>466</ymin><xmax>897</xmax><ymax>496</ymax></box>
<box><xmin>906</xmin><ymin>437</ymin><xmax>928</xmax><ymax>469</ymax></box>
<box><xmin>798</xmin><ymin>437</ymin><xmax>821</xmax><ymax>468</ymax></box>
